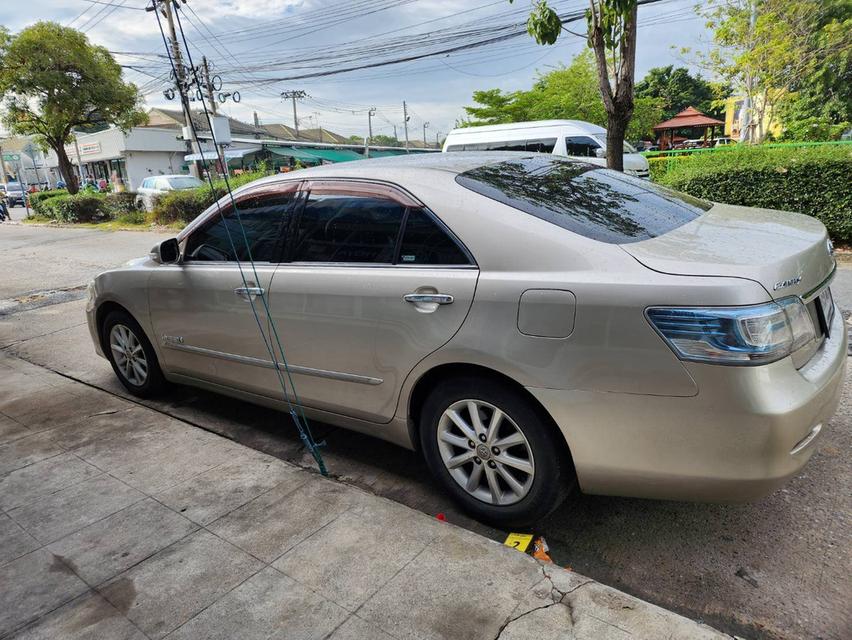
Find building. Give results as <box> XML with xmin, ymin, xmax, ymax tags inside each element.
<box><xmin>724</xmin><ymin>95</ymin><xmax>783</xmax><ymax>142</ymax></box>
<box><xmin>45</xmin><ymin>126</ymin><xmax>189</xmax><ymax>191</ymax></box>
<box><xmin>652</xmin><ymin>106</ymin><xmax>725</xmax><ymax>149</ymax></box>
<box><xmin>0</xmin><ymin>136</ymin><xmax>55</xmax><ymax>187</ymax></box>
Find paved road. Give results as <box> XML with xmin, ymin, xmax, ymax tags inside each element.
<box><xmin>1</xmin><ymin>218</ymin><xmax>850</xmax><ymax>640</ymax></box>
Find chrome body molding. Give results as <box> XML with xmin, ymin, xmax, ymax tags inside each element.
<box><xmin>163</xmin><ymin>341</ymin><xmax>383</xmax><ymax>386</ymax></box>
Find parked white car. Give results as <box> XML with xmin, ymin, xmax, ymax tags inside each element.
<box><xmin>135</xmin><ymin>174</ymin><xmax>204</xmax><ymax>211</ymax></box>
<box><xmin>443</xmin><ymin>120</ymin><xmax>650</xmax><ymax>178</ymax></box>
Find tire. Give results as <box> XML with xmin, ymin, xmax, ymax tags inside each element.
<box><xmin>420</xmin><ymin>376</ymin><xmax>574</xmax><ymax>528</ymax></box>
<box><xmin>101</xmin><ymin>309</ymin><xmax>166</xmax><ymax>398</ymax></box>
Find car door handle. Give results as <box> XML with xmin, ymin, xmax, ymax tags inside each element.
<box><xmin>404</xmin><ymin>293</ymin><xmax>454</xmax><ymax>305</ymax></box>
<box><xmin>234</xmin><ymin>285</ymin><xmax>264</xmax><ymax>300</ymax></box>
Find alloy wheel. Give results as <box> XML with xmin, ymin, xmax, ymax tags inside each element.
<box><xmin>436</xmin><ymin>399</ymin><xmax>535</xmax><ymax>505</ymax></box>
<box><xmin>109</xmin><ymin>324</ymin><xmax>148</xmax><ymax>386</ymax></box>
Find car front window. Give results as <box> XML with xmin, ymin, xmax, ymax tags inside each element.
<box><xmin>185</xmin><ymin>191</ymin><xmax>295</xmax><ymax>262</ymax></box>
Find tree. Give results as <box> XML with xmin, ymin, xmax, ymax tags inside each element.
<box><xmin>516</xmin><ymin>0</ymin><xmax>639</xmax><ymax>171</ymax></box>
<box><xmin>347</xmin><ymin>133</ymin><xmax>402</xmax><ymax>147</ymax></box>
<box><xmin>461</xmin><ymin>51</ymin><xmax>662</xmax><ymax>140</ymax></box>
<box><xmin>635</xmin><ymin>66</ymin><xmax>727</xmax><ymax>120</ymax></box>
<box><xmin>0</xmin><ymin>22</ymin><xmax>145</xmax><ymax>193</ymax></box>
<box><xmin>692</xmin><ymin>0</ymin><xmax>850</xmax><ymax>142</ymax></box>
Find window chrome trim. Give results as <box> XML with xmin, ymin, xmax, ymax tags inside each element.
<box><xmin>163</xmin><ymin>342</ymin><xmax>383</xmax><ymax>385</ymax></box>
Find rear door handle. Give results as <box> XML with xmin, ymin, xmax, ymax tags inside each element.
<box><xmin>234</xmin><ymin>285</ymin><xmax>264</xmax><ymax>300</ymax></box>
<box><xmin>404</xmin><ymin>293</ymin><xmax>454</xmax><ymax>305</ymax></box>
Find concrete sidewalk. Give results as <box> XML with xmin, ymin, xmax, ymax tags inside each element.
<box><xmin>0</xmin><ymin>352</ymin><xmax>730</xmax><ymax>640</ymax></box>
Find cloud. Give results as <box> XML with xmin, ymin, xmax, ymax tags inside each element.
<box><xmin>3</xmin><ymin>0</ymin><xmax>712</xmax><ymax>139</ymax></box>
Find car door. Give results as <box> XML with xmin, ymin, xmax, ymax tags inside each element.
<box><xmin>265</xmin><ymin>179</ymin><xmax>479</xmax><ymax>423</ymax></box>
<box><xmin>148</xmin><ymin>182</ymin><xmax>300</xmax><ymax>396</ymax></box>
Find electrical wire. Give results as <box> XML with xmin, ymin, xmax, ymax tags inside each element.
<box><xmin>151</xmin><ymin>0</ymin><xmax>328</xmax><ymax>475</ymax></box>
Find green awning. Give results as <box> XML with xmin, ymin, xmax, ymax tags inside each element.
<box><xmin>303</xmin><ymin>148</ymin><xmax>364</xmax><ymax>163</ymax></box>
<box><xmin>266</xmin><ymin>146</ymin><xmax>323</xmax><ymax>162</ymax></box>
<box><xmin>265</xmin><ymin>146</ymin><xmax>365</xmax><ymax>163</ymax></box>
<box><xmin>366</xmin><ymin>149</ymin><xmax>408</xmax><ymax>158</ymax></box>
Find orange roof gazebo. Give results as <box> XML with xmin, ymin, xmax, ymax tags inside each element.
<box><xmin>653</xmin><ymin>106</ymin><xmax>724</xmax><ymax>149</ymax></box>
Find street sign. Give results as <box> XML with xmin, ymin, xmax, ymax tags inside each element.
<box><xmin>2</xmin><ymin>153</ymin><xmax>20</xmax><ymax>162</ymax></box>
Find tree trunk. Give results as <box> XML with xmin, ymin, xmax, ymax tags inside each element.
<box><xmin>53</xmin><ymin>143</ymin><xmax>78</xmax><ymax>194</ymax></box>
<box><xmin>588</xmin><ymin>3</ymin><xmax>637</xmax><ymax>172</ymax></box>
<box><xmin>606</xmin><ymin>110</ymin><xmax>629</xmax><ymax>172</ymax></box>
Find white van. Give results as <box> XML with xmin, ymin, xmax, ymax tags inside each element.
<box><xmin>443</xmin><ymin>119</ymin><xmax>650</xmax><ymax>179</ymax></box>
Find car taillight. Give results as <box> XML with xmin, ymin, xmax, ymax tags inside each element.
<box><xmin>646</xmin><ymin>297</ymin><xmax>815</xmax><ymax>365</ymax></box>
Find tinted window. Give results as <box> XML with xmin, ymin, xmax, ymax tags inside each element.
<box><xmin>565</xmin><ymin>136</ymin><xmax>599</xmax><ymax>157</ymax></box>
<box><xmin>291</xmin><ymin>193</ymin><xmax>404</xmax><ymax>263</ymax></box>
<box><xmin>185</xmin><ymin>192</ymin><xmax>294</xmax><ymax>262</ymax></box>
<box><xmin>455</xmin><ymin>156</ymin><xmax>710</xmax><ymax>244</ymax></box>
<box><xmin>399</xmin><ymin>209</ymin><xmax>470</xmax><ymax>265</ymax></box>
<box><xmin>446</xmin><ymin>138</ymin><xmax>556</xmax><ymax>153</ymax></box>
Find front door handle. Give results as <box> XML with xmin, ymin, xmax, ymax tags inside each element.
<box><xmin>404</xmin><ymin>293</ymin><xmax>454</xmax><ymax>305</ymax></box>
<box><xmin>234</xmin><ymin>285</ymin><xmax>264</xmax><ymax>301</ymax></box>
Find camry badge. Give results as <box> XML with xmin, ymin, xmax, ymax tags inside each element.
<box><xmin>773</xmin><ymin>275</ymin><xmax>802</xmax><ymax>291</ymax></box>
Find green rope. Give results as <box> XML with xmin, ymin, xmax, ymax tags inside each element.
<box><xmin>153</xmin><ymin>3</ymin><xmax>327</xmax><ymax>475</ymax></box>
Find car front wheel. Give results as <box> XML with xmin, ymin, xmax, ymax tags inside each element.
<box><xmin>420</xmin><ymin>376</ymin><xmax>574</xmax><ymax>528</ymax></box>
<box><xmin>101</xmin><ymin>310</ymin><xmax>166</xmax><ymax>397</ymax></box>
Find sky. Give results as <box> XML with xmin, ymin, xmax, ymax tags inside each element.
<box><xmin>0</xmin><ymin>0</ymin><xmax>714</xmax><ymax>141</ymax></box>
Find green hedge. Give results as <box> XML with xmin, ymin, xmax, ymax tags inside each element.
<box><xmin>36</xmin><ymin>191</ymin><xmax>142</xmax><ymax>224</ymax></box>
<box><xmin>150</xmin><ymin>170</ymin><xmax>270</xmax><ymax>225</ymax></box>
<box><xmin>656</xmin><ymin>144</ymin><xmax>852</xmax><ymax>242</ymax></box>
<box><xmin>29</xmin><ymin>189</ymin><xmax>68</xmax><ymax>213</ymax></box>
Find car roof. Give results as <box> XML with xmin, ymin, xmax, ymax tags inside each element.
<box><xmin>446</xmin><ymin>120</ymin><xmax>606</xmax><ymax>136</ymax></box>
<box><xmin>256</xmin><ymin>151</ymin><xmax>585</xmax><ymax>184</ymax></box>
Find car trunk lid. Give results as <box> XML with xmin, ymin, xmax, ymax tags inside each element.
<box><xmin>620</xmin><ymin>203</ymin><xmax>835</xmax><ymax>300</ymax></box>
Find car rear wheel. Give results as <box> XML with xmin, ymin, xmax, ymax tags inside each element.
<box><xmin>102</xmin><ymin>310</ymin><xmax>166</xmax><ymax>397</ymax></box>
<box><xmin>420</xmin><ymin>376</ymin><xmax>574</xmax><ymax>528</ymax></box>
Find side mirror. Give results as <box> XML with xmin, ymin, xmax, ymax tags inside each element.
<box><xmin>594</xmin><ymin>147</ymin><xmax>606</xmax><ymax>159</ymax></box>
<box><xmin>151</xmin><ymin>238</ymin><xmax>180</xmax><ymax>264</ymax></box>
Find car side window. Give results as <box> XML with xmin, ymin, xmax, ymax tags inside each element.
<box><xmin>154</xmin><ymin>178</ymin><xmax>171</xmax><ymax>191</ymax></box>
<box><xmin>290</xmin><ymin>192</ymin><xmax>404</xmax><ymax>263</ymax></box>
<box><xmin>184</xmin><ymin>191</ymin><xmax>295</xmax><ymax>263</ymax></box>
<box><xmin>398</xmin><ymin>208</ymin><xmax>470</xmax><ymax>265</ymax></box>
<box><xmin>565</xmin><ymin>136</ymin><xmax>600</xmax><ymax>157</ymax></box>
<box><xmin>141</xmin><ymin>178</ymin><xmax>152</xmax><ymax>189</ymax></box>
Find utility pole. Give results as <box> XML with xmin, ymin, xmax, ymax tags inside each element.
<box><xmin>402</xmin><ymin>101</ymin><xmax>410</xmax><ymax>153</ymax></box>
<box><xmin>393</xmin><ymin>125</ymin><xmax>398</xmax><ymax>141</ymax></box>
<box><xmin>73</xmin><ymin>133</ymin><xmax>85</xmax><ymax>183</ymax></box>
<box><xmin>366</xmin><ymin>107</ymin><xmax>376</xmax><ymax>158</ymax></box>
<box><xmin>739</xmin><ymin>0</ymin><xmax>757</xmax><ymax>143</ymax></box>
<box><xmin>0</xmin><ymin>141</ymin><xmax>7</xmax><ymax>186</ymax></box>
<box><xmin>200</xmin><ymin>56</ymin><xmax>228</xmax><ymax>177</ymax></box>
<box><xmin>435</xmin><ymin>131</ymin><xmax>441</xmax><ymax>149</ymax></box>
<box><xmin>422</xmin><ymin>121</ymin><xmax>429</xmax><ymax>146</ymax></box>
<box><xmin>152</xmin><ymin>0</ymin><xmax>199</xmax><ymax>176</ymax></box>
<box><xmin>281</xmin><ymin>90</ymin><xmax>307</xmax><ymax>137</ymax></box>
<box><xmin>313</xmin><ymin>112</ymin><xmax>323</xmax><ymax>143</ymax></box>
<box><xmin>24</xmin><ymin>143</ymin><xmax>43</xmax><ymax>187</ymax></box>
<box><xmin>201</xmin><ymin>56</ymin><xmax>218</xmax><ymax>116</ymax></box>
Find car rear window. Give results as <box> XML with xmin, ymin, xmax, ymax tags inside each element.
<box><xmin>455</xmin><ymin>156</ymin><xmax>710</xmax><ymax>244</ymax></box>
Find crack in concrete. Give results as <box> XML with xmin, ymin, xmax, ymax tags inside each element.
<box><xmin>494</xmin><ymin>564</ymin><xmax>595</xmax><ymax>639</ymax></box>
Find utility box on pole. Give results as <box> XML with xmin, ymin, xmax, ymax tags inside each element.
<box><xmin>210</xmin><ymin>116</ymin><xmax>232</xmax><ymax>146</ymax></box>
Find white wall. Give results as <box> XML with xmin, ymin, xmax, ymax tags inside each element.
<box><xmin>123</xmin><ymin>151</ymin><xmax>184</xmax><ymax>191</ymax></box>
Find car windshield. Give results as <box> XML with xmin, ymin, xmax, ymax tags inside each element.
<box><xmin>167</xmin><ymin>176</ymin><xmax>203</xmax><ymax>189</ymax></box>
<box><xmin>591</xmin><ymin>133</ymin><xmax>636</xmax><ymax>154</ymax></box>
<box><xmin>455</xmin><ymin>156</ymin><xmax>711</xmax><ymax>244</ymax></box>
<box><xmin>5</xmin><ymin>183</ymin><xmax>21</xmax><ymax>190</ymax></box>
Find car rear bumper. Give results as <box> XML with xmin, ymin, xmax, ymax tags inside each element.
<box><xmin>528</xmin><ymin>307</ymin><xmax>847</xmax><ymax>502</ymax></box>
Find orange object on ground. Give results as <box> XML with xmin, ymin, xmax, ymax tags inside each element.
<box><xmin>532</xmin><ymin>536</ymin><xmax>552</xmax><ymax>563</ymax></box>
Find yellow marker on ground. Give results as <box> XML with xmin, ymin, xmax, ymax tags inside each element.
<box><xmin>504</xmin><ymin>533</ymin><xmax>534</xmax><ymax>553</ymax></box>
